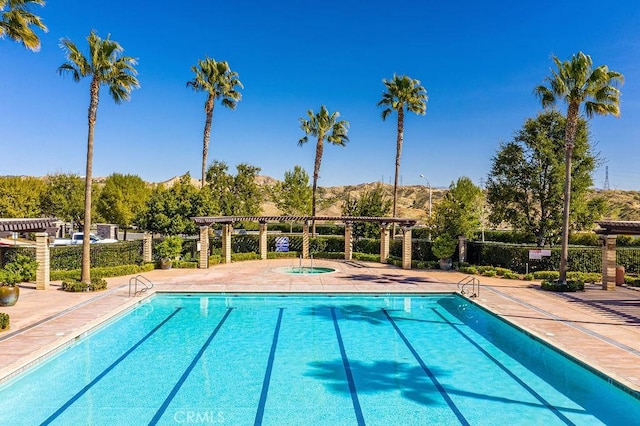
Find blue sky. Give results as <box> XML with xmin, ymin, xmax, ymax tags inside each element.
<box><xmin>2</xmin><ymin>0</ymin><xmax>639</xmax><ymax>189</ymax></box>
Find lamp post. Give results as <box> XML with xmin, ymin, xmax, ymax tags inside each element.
<box><xmin>419</xmin><ymin>174</ymin><xmax>432</xmax><ymax>240</ymax></box>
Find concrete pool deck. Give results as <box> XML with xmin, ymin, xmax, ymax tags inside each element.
<box><xmin>2</xmin><ymin>258</ymin><xmax>640</xmax><ymax>396</ymax></box>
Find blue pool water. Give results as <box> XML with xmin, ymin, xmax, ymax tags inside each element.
<box><xmin>1</xmin><ymin>293</ymin><xmax>639</xmax><ymax>425</ymax></box>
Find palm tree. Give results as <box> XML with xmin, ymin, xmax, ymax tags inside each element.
<box><xmin>0</xmin><ymin>0</ymin><xmax>47</xmax><ymax>51</ymax></box>
<box><xmin>298</xmin><ymin>105</ymin><xmax>349</xmax><ymax>234</ymax></box>
<box><xmin>378</xmin><ymin>74</ymin><xmax>427</xmax><ymax>234</ymax></box>
<box><xmin>58</xmin><ymin>30</ymin><xmax>139</xmax><ymax>284</ymax></box>
<box><xmin>187</xmin><ymin>57</ymin><xmax>243</xmax><ymax>188</ymax></box>
<box><xmin>535</xmin><ymin>52</ymin><xmax>623</xmax><ymax>283</ymax></box>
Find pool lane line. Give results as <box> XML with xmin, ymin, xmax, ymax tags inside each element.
<box><xmin>40</xmin><ymin>307</ymin><xmax>183</xmax><ymax>426</ymax></box>
<box><xmin>254</xmin><ymin>308</ymin><xmax>284</xmax><ymax>426</ymax></box>
<box><xmin>431</xmin><ymin>308</ymin><xmax>576</xmax><ymax>426</ymax></box>
<box><xmin>149</xmin><ymin>308</ymin><xmax>234</xmax><ymax>426</ymax></box>
<box><xmin>381</xmin><ymin>309</ymin><xmax>469</xmax><ymax>426</ymax></box>
<box><xmin>330</xmin><ymin>307</ymin><xmax>366</xmax><ymax>426</ymax></box>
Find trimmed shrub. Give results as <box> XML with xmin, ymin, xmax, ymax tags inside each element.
<box><xmin>0</xmin><ymin>312</ymin><xmax>9</xmax><ymax>331</ymax></box>
<box><xmin>51</xmin><ymin>240</ymin><xmax>144</xmax><ymax>270</ymax></box>
<box><xmin>523</xmin><ymin>273</ymin><xmax>535</xmax><ymax>281</ymax></box>
<box><xmin>541</xmin><ymin>280</ymin><xmax>584</xmax><ymax>292</ymax></box>
<box><xmin>62</xmin><ymin>277</ymin><xmax>108</xmax><ymax>292</ymax></box>
<box><xmin>51</xmin><ymin>263</ymin><xmax>154</xmax><ymax>281</ymax></box>
<box><xmin>172</xmin><ymin>260</ymin><xmax>198</xmax><ymax>269</ymax></box>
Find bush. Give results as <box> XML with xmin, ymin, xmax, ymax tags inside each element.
<box><xmin>533</xmin><ymin>271</ymin><xmax>559</xmax><ymax>281</ymax></box>
<box><xmin>626</xmin><ymin>276</ymin><xmax>640</xmax><ymax>287</ymax></box>
<box><xmin>155</xmin><ymin>236</ymin><xmax>183</xmax><ymax>260</ymax></box>
<box><xmin>51</xmin><ymin>263</ymin><xmax>154</xmax><ymax>281</ymax></box>
<box><xmin>502</xmin><ymin>271</ymin><xmax>520</xmax><ymax>280</ymax></box>
<box><xmin>541</xmin><ymin>280</ymin><xmax>584</xmax><ymax>292</ymax></box>
<box><xmin>0</xmin><ymin>312</ymin><xmax>9</xmax><ymax>330</ymax></box>
<box><xmin>62</xmin><ymin>277</ymin><xmax>108</xmax><ymax>292</ymax></box>
<box><xmin>50</xmin><ymin>241</ymin><xmax>144</xmax><ymax>270</ymax></box>
<box><xmin>172</xmin><ymin>260</ymin><xmax>198</xmax><ymax>269</ymax></box>
<box><xmin>523</xmin><ymin>273</ymin><xmax>534</xmax><ymax>281</ymax></box>
<box><xmin>432</xmin><ymin>236</ymin><xmax>457</xmax><ymax>260</ymax></box>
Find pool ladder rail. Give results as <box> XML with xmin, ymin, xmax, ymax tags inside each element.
<box><xmin>128</xmin><ymin>275</ymin><xmax>154</xmax><ymax>297</ymax></box>
<box><xmin>458</xmin><ymin>275</ymin><xmax>480</xmax><ymax>298</ymax></box>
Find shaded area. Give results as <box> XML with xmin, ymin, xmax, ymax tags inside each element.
<box><xmin>553</xmin><ymin>284</ymin><xmax>640</xmax><ymax>324</ymax></box>
<box><xmin>346</xmin><ymin>272</ymin><xmax>436</xmax><ymax>285</ymax></box>
<box><xmin>305</xmin><ymin>359</ymin><xmax>587</xmax><ymax>415</ymax></box>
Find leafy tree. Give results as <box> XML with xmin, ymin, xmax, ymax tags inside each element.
<box><xmin>58</xmin><ymin>30</ymin><xmax>139</xmax><ymax>283</ymax></box>
<box><xmin>271</xmin><ymin>165</ymin><xmax>312</xmax><ymax>216</ymax></box>
<box><xmin>378</xmin><ymin>74</ymin><xmax>427</xmax><ymax>233</ymax></box>
<box><xmin>0</xmin><ymin>176</ymin><xmax>44</xmax><ymax>217</ymax></box>
<box><xmin>432</xmin><ymin>177</ymin><xmax>482</xmax><ymax>239</ymax></box>
<box><xmin>487</xmin><ymin>111</ymin><xmax>601</xmax><ymax>246</ymax></box>
<box><xmin>342</xmin><ymin>184</ymin><xmax>392</xmax><ymax>239</ymax></box>
<box><xmin>0</xmin><ymin>0</ymin><xmax>47</xmax><ymax>51</ymax></box>
<box><xmin>187</xmin><ymin>57</ymin><xmax>243</xmax><ymax>188</ymax></box>
<box><xmin>535</xmin><ymin>52</ymin><xmax>623</xmax><ymax>282</ymax></box>
<box><xmin>40</xmin><ymin>173</ymin><xmax>85</xmax><ymax>227</ymax></box>
<box><xmin>96</xmin><ymin>173</ymin><xmax>150</xmax><ymax>239</ymax></box>
<box><xmin>137</xmin><ymin>173</ymin><xmax>215</xmax><ymax>236</ymax></box>
<box><xmin>205</xmin><ymin>161</ymin><xmax>262</xmax><ymax>216</ymax></box>
<box><xmin>298</xmin><ymin>105</ymin><xmax>349</xmax><ymax>234</ymax></box>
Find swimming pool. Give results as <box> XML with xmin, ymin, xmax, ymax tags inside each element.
<box><xmin>1</xmin><ymin>293</ymin><xmax>639</xmax><ymax>425</ymax></box>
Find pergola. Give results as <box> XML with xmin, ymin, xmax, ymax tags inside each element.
<box><xmin>0</xmin><ymin>218</ymin><xmax>57</xmax><ymax>290</ymax></box>
<box><xmin>595</xmin><ymin>220</ymin><xmax>640</xmax><ymax>290</ymax></box>
<box><xmin>191</xmin><ymin>216</ymin><xmax>418</xmax><ymax>269</ymax></box>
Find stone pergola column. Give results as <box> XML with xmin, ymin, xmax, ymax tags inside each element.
<box><xmin>302</xmin><ymin>221</ymin><xmax>310</xmax><ymax>259</ymax></box>
<box><xmin>401</xmin><ymin>225</ymin><xmax>412</xmax><ymax>269</ymax></box>
<box><xmin>380</xmin><ymin>223</ymin><xmax>390</xmax><ymax>264</ymax></box>
<box><xmin>142</xmin><ymin>232</ymin><xmax>153</xmax><ymax>263</ymax></box>
<box><xmin>198</xmin><ymin>226</ymin><xmax>209</xmax><ymax>269</ymax></box>
<box><xmin>222</xmin><ymin>223</ymin><xmax>233</xmax><ymax>264</ymax></box>
<box><xmin>600</xmin><ymin>234</ymin><xmax>617</xmax><ymax>291</ymax></box>
<box><xmin>35</xmin><ymin>232</ymin><xmax>49</xmax><ymax>290</ymax></box>
<box><xmin>344</xmin><ymin>222</ymin><xmax>353</xmax><ymax>261</ymax></box>
<box><xmin>259</xmin><ymin>221</ymin><xmax>268</xmax><ymax>260</ymax></box>
<box><xmin>458</xmin><ymin>236</ymin><xmax>467</xmax><ymax>263</ymax></box>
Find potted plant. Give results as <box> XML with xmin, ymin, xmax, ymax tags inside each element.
<box><xmin>0</xmin><ymin>268</ymin><xmax>21</xmax><ymax>307</ymax></box>
<box><xmin>155</xmin><ymin>236</ymin><xmax>183</xmax><ymax>269</ymax></box>
<box><xmin>432</xmin><ymin>235</ymin><xmax>457</xmax><ymax>271</ymax></box>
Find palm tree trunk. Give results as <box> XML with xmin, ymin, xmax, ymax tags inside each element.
<box><xmin>392</xmin><ymin>108</ymin><xmax>404</xmax><ymax>236</ymax></box>
<box><xmin>559</xmin><ymin>103</ymin><xmax>579</xmax><ymax>283</ymax></box>
<box><xmin>201</xmin><ymin>95</ymin><xmax>215</xmax><ymax>188</ymax></box>
<box><xmin>312</xmin><ymin>137</ymin><xmax>324</xmax><ymax>235</ymax></box>
<box><xmin>81</xmin><ymin>78</ymin><xmax>100</xmax><ymax>284</ymax></box>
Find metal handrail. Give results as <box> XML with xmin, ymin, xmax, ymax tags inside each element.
<box><xmin>128</xmin><ymin>275</ymin><xmax>154</xmax><ymax>297</ymax></box>
<box><xmin>457</xmin><ymin>275</ymin><xmax>480</xmax><ymax>298</ymax></box>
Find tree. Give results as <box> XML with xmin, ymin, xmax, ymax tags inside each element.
<box><xmin>205</xmin><ymin>161</ymin><xmax>262</xmax><ymax>216</ymax></box>
<box><xmin>535</xmin><ymin>52</ymin><xmax>623</xmax><ymax>282</ymax></box>
<box><xmin>40</xmin><ymin>173</ymin><xmax>85</xmax><ymax>227</ymax></box>
<box><xmin>378</xmin><ymin>74</ymin><xmax>427</xmax><ymax>234</ymax></box>
<box><xmin>187</xmin><ymin>57</ymin><xmax>243</xmax><ymax>188</ymax></box>
<box><xmin>0</xmin><ymin>176</ymin><xmax>44</xmax><ymax>217</ymax></box>
<box><xmin>0</xmin><ymin>0</ymin><xmax>47</xmax><ymax>51</ymax></box>
<box><xmin>96</xmin><ymin>173</ymin><xmax>150</xmax><ymax>239</ymax></box>
<box><xmin>298</xmin><ymin>105</ymin><xmax>349</xmax><ymax>234</ymax></box>
<box><xmin>58</xmin><ymin>31</ymin><xmax>139</xmax><ymax>284</ymax></box>
<box><xmin>486</xmin><ymin>111</ymin><xmax>601</xmax><ymax>246</ymax></box>
<box><xmin>432</xmin><ymin>177</ymin><xmax>482</xmax><ymax>239</ymax></box>
<box><xmin>271</xmin><ymin>165</ymin><xmax>312</xmax><ymax>216</ymax></box>
<box><xmin>342</xmin><ymin>184</ymin><xmax>392</xmax><ymax>239</ymax></box>
<box><xmin>137</xmin><ymin>173</ymin><xmax>215</xmax><ymax>236</ymax></box>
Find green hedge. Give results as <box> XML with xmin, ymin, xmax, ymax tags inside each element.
<box><xmin>51</xmin><ymin>241</ymin><xmax>144</xmax><ymax>270</ymax></box>
<box><xmin>51</xmin><ymin>263</ymin><xmax>155</xmax><ymax>281</ymax></box>
<box><xmin>467</xmin><ymin>242</ymin><xmax>602</xmax><ymax>274</ymax></box>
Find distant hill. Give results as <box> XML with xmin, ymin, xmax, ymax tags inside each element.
<box><xmin>151</xmin><ymin>175</ymin><xmax>640</xmax><ymax>223</ymax></box>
